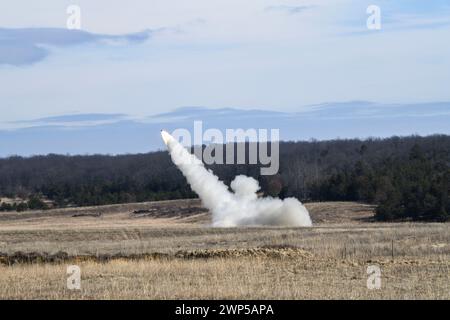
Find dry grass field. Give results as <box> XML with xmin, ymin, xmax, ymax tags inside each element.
<box><xmin>0</xmin><ymin>199</ymin><xmax>449</xmax><ymax>299</ymax></box>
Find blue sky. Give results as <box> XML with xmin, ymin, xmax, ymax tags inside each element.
<box><xmin>0</xmin><ymin>0</ymin><xmax>449</xmax><ymax>132</ymax></box>
<box><xmin>2</xmin><ymin>102</ymin><xmax>450</xmax><ymax>157</ymax></box>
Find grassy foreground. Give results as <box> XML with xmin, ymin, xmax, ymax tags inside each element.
<box><xmin>0</xmin><ymin>200</ymin><xmax>449</xmax><ymax>299</ymax></box>
<box><xmin>1</xmin><ymin>256</ymin><xmax>448</xmax><ymax>299</ymax></box>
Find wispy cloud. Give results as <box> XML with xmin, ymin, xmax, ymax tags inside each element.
<box><xmin>386</xmin><ymin>14</ymin><xmax>450</xmax><ymax>31</ymax></box>
<box><xmin>30</xmin><ymin>113</ymin><xmax>127</xmax><ymax>123</ymax></box>
<box><xmin>265</xmin><ymin>5</ymin><xmax>316</xmax><ymax>15</ymax></box>
<box><xmin>1</xmin><ymin>102</ymin><xmax>449</xmax><ymax>157</ymax></box>
<box><xmin>5</xmin><ymin>102</ymin><xmax>450</xmax><ymax>131</ymax></box>
<box><xmin>8</xmin><ymin>113</ymin><xmax>130</xmax><ymax>130</ymax></box>
<box><xmin>0</xmin><ymin>28</ymin><xmax>152</xmax><ymax>66</ymax></box>
<box><xmin>341</xmin><ymin>15</ymin><xmax>450</xmax><ymax>37</ymax></box>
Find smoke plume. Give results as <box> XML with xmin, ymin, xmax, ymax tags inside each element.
<box><xmin>161</xmin><ymin>130</ymin><xmax>312</xmax><ymax>227</ymax></box>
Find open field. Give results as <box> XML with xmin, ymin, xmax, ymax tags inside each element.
<box><xmin>0</xmin><ymin>200</ymin><xmax>449</xmax><ymax>299</ymax></box>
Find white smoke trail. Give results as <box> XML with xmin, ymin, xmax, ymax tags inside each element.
<box><xmin>161</xmin><ymin>130</ymin><xmax>312</xmax><ymax>227</ymax></box>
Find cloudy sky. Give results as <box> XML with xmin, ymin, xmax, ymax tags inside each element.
<box><xmin>1</xmin><ymin>0</ymin><xmax>450</xmax><ymax>127</ymax></box>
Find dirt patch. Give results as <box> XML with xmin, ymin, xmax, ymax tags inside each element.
<box><xmin>175</xmin><ymin>247</ymin><xmax>313</xmax><ymax>259</ymax></box>
<box><xmin>0</xmin><ymin>251</ymin><xmax>71</xmax><ymax>265</ymax></box>
<box><xmin>72</xmin><ymin>213</ymin><xmax>102</xmax><ymax>218</ymax></box>
<box><xmin>0</xmin><ymin>200</ymin><xmax>376</xmax><ymax>225</ymax></box>
<box><xmin>131</xmin><ymin>202</ymin><xmax>208</xmax><ymax>219</ymax></box>
<box><xmin>0</xmin><ymin>247</ymin><xmax>312</xmax><ymax>265</ymax></box>
<box><xmin>306</xmin><ymin>202</ymin><xmax>375</xmax><ymax>224</ymax></box>
<box><xmin>0</xmin><ymin>251</ymin><xmax>171</xmax><ymax>265</ymax></box>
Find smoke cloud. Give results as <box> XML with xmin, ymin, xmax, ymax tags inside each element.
<box><xmin>161</xmin><ymin>130</ymin><xmax>312</xmax><ymax>227</ymax></box>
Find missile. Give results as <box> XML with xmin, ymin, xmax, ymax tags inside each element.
<box><xmin>160</xmin><ymin>130</ymin><xmax>173</xmax><ymax>146</ymax></box>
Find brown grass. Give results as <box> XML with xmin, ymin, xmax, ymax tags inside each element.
<box><xmin>1</xmin><ymin>257</ymin><xmax>448</xmax><ymax>299</ymax></box>
<box><xmin>0</xmin><ymin>200</ymin><xmax>449</xmax><ymax>299</ymax></box>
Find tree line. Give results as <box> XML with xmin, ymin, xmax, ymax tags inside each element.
<box><xmin>0</xmin><ymin>196</ymin><xmax>48</xmax><ymax>212</ymax></box>
<box><xmin>0</xmin><ymin>135</ymin><xmax>448</xmax><ymax>221</ymax></box>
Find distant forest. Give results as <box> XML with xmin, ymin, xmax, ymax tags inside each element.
<box><xmin>0</xmin><ymin>135</ymin><xmax>449</xmax><ymax>222</ymax></box>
